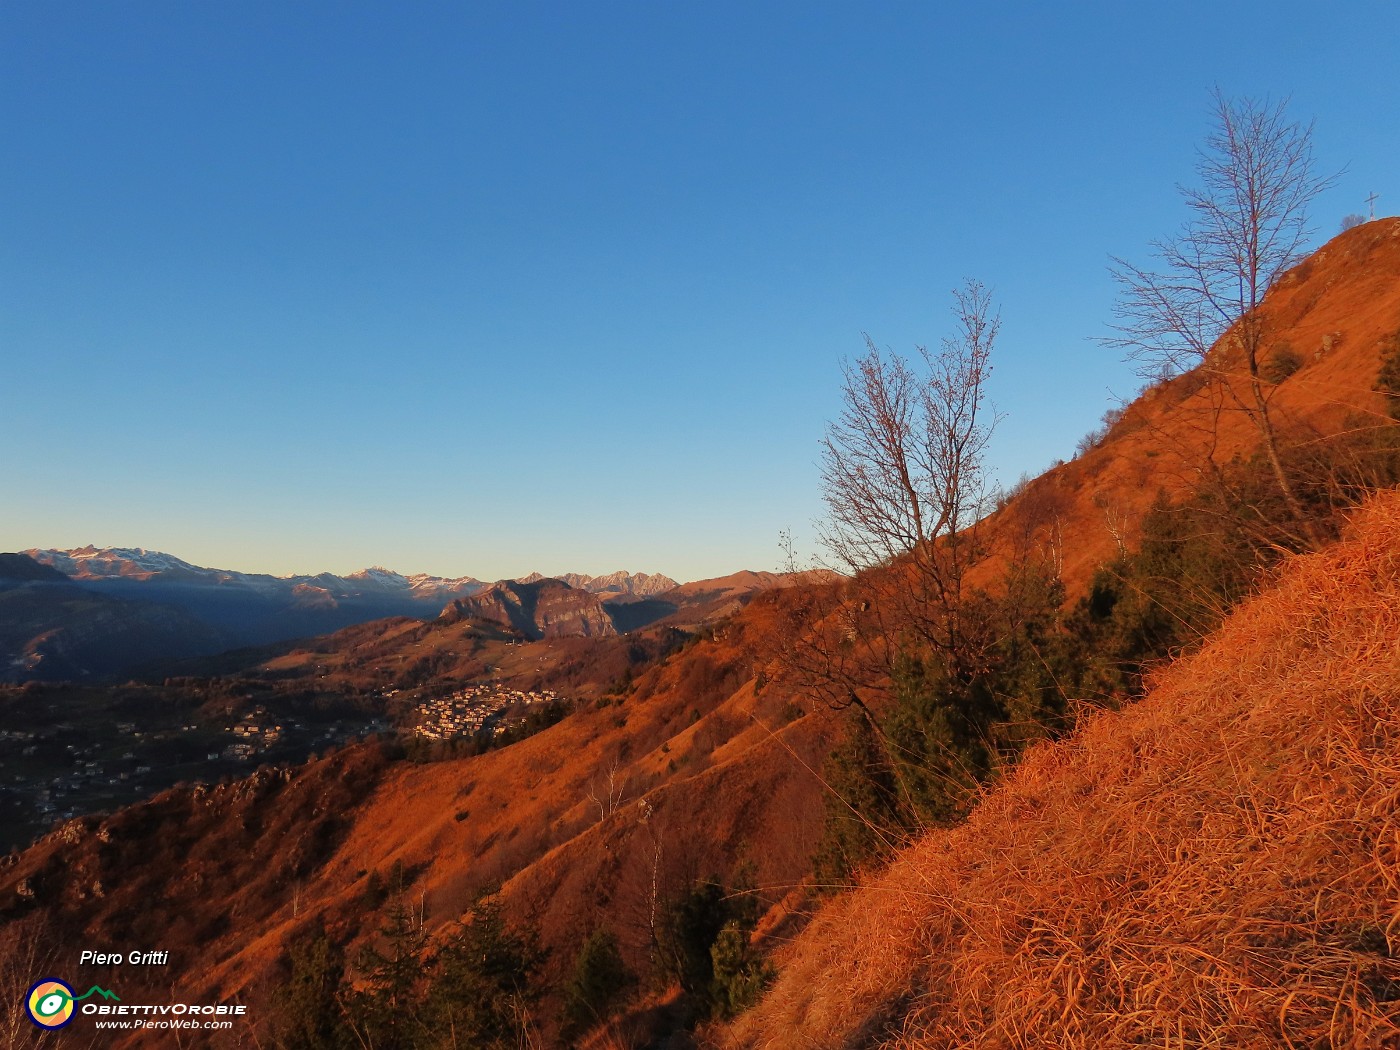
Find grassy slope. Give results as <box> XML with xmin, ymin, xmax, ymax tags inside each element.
<box><xmin>975</xmin><ymin>218</ymin><xmax>1400</xmax><ymax>592</ymax></box>
<box><xmin>719</xmin><ymin>489</ymin><xmax>1400</xmax><ymax>1049</ymax></box>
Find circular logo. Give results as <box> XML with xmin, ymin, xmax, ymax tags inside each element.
<box><xmin>26</xmin><ymin>978</ymin><xmax>76</xmax><ymax>1029</ymax></box>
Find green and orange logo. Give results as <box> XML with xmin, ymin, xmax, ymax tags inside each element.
<box><xmin>25</xmin><ymin>978</ymin><xmax>120</xmax><ymax>1029</ymax></box>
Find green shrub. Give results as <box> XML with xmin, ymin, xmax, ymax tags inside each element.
<box><xmin>710</xmin><ymin>919</ymin><xmax>773</xmax><ymax>1019</ymax></box>
<box><xmin>811</xmin><ymin>712</ymin><xmax>906</xmax><ymax>890</ymax></box>
<box><xmin>561</xmin><ymin>928</ymin><xmax>633</xmax><ymax>1037</ymax></box>
<box><xmin>272</xmin><ymin>923</ymin><xmax>350</xmax><ymax>1050</ymax></box>
<box><xmin>422</xmin><ymin>895</ymin><xmax>544</xmax><ymax>1049</ymax></box>
<box><xmin>659</xmin><ymin>874</ymin><xmax>770</xmax><ymax>1022</ymax></box>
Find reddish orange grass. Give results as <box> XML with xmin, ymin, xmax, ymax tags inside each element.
<box><xmin>720</xmin><ymin>490</ymin><xmax>1400</xmax><ymax>1049</ymax></box>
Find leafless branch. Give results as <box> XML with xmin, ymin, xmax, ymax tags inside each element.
<box><xmin>1104</xmin><ymin>91</ymin><xmax>1340</xmax><ymax>536</ymax></box>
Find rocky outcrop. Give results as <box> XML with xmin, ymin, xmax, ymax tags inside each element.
<box><xmin>442</xmin><ymin>579</ymin><xmax>617</xmax><ymax>639</ymax></box>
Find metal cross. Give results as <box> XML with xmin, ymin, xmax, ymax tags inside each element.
<box><xmin>1366</xmin><ymin>192</ymin><xmax>1380</xmax><ymax>221</ymax></box>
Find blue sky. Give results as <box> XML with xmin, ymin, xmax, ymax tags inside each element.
<box><xmin>3</xmin><ymin>1</ymin><xmax>1396</xmax><ymax>581</ymax></box>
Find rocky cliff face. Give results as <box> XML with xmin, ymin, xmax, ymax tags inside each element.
<box><xmin>554</xmin><ymin>570</ymin><xmax>679</xmax><ymax>597</ymax></box>
<box><xmin>443</xmin><ymin>578</ymin><xmax>618</xmax><ymax>639</ymax></box>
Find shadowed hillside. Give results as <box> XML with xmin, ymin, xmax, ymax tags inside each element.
<box><xmin>0</xmin><ymin>553</ymin><xmax>228</xmax><ymax>681</ymax></box>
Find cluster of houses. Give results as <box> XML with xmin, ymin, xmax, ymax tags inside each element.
<box><xmin>413</xmin><ymin>684</ymin><xmax>560</xmax><ymax>742</ymax></box>
<box><xmin>17</xmin><ymin>734</ymin><xmax>155</xmax><ymax>821</ymax></box>
<box><xmin>6</xmin><ymin>703</ymin><xmax>403</xmax><ymax>839</ymax></box>
<box><xmin>218</xmin><ymin>707</ymin><xmax>285</xmax><ymax>761</ymax></box>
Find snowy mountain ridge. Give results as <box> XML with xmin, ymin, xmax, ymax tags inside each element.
<box><xmin>24</xmin><ymin>548</ymin><xmax>678</xmax><ymax>600</ymax></box>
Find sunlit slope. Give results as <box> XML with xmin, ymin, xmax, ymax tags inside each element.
<box><xmin>0</xmin><ymin>586</ymin><xmax>837</xmax><ymax>1050</ymax></box>
<box><xmin>191</xmin><ymin>611</ymin><xmax>836</xmax><ymax>1003</ymax></box>
<box><xmin>721</xmin><ymin>490</ymin><xmax>1400</xmax><ymax>1049</ymax></box>
<box><xmin>981</xmin><ymin>217</ymin><xmax>1400</xmax><ymax>591</ymax></box>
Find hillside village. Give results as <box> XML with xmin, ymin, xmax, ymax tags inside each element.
<box><xmin>411</xmin><ymin>683</ymin><xmax>563</xmax><ymax>741</ymax></box>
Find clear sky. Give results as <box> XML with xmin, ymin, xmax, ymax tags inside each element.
<box><xmin>3</xmin><ymin>2</ymin><xmax>1396</xmax><ymax>582</ymax></box>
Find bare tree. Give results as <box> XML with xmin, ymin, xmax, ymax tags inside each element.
<box><xmin>1106</xmin><ymin>90</ymin><xmax>1339</xmax><ymax>534</ymax></box>
<box><xmin>586</xmin><ymin>761</ymin><xmax>627</xmax><ymax>822</ymax></box>
<box><xmin>754</xmin><ymin>281</ymin><xmax>1005</xmax><ymax>837</ymax></box>
<box><xmin>817</xmin><ymin>278</ymin><xmax>1000</xmax><ymax>688</ymax></box>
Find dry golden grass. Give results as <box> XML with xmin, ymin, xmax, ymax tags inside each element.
<box><xmin>720</xmin><ymin>489</ymin><xmax>1400</xmax><ymax>1049</ymax></box>
<box><xmin>972</xmin><ymin>217</ymin><xmax>1400</xmax><ymax>593</ymax></box>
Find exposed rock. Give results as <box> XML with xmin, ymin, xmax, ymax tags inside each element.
<box><xmin>442</xmin><ymin>579</ymin><xmax>617</xmax><ymax>639</ymax></box>
<box><xmin>553</xmin><ymin>570</ymin><xmax>679</xmax><ymax>597</ymax></box>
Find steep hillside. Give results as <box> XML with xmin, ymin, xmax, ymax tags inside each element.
<box><xmin>0</xmin><ymin>553</ymin><xmax>68</xmax><ymax>583</ymax></box>
<box><xmin>0</xmin><ymin>589</ymin><xmax>834</xmax><ymax>1046</ymax></box>
<box><xmin>0</xmin><ymin>745</ymin><xmax>393</xmax><ymax>1032</ymax></box>
<box><xmin>718</xmin><ymin>490</ymin><xmax>1400</xmax><ymax>1049</ymax></box>
<box><xmin>4</xmin><ymin>225</ymin><xmax>1397</xmax><ymax>1046</ymax></box>
<box><xmin>979</xmin><ymin>217</ymin><xmax>1400</xmax><ymax>591</ymax></box>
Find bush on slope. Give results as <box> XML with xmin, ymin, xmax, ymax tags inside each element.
<box><xmin>720</xmin><ymin>491</ymin><xmax>1400</xmax><ymax>1049</ymax></box>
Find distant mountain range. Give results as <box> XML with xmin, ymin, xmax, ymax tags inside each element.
<box><xmin>3</xmin><ymin>547</ymin><xmax>758</xmax><ymax>680</ymax></box>
<box><xmin>21</xmin><ymin>547</ymin><xmax>677</xmax><ymax>642</ymax></box>
<box><xmin>27</xmin><ymin>546</ymin><xmax>677</xmax><ymax>602</ymax></box>
<box><xmin>521</xmin><ymin>569</ymin><xmax>678</xmax><ymax>598</ymax></box>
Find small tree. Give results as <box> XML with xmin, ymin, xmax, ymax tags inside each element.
<box><xmin>882</xmin><ymin>653</ymin><xmax>998</xmax><ymax>827</ymax></box>
<box><xmin>272</xmin><ymin>923</ymin><xmax>351</xmax><ymax>1050</ymax></box>
<box><xmin>709</xmin><ymin>918</ymin><xmax>772</xmax><ymax>1020</ymax></box>
<box><xmin>657</xmin><ymin>873</ymin><xmax>769</xmax><ymax>1021</ymax></box>
<box><xmin>347</xmin><ymin>891</ymin><xmax>430</xmax><ymax>1048</ymax></box>
<box><xmin>662</xmin><ymin>878</ymin><xmax>729</xmax><ymax>1006</ymax></box>
<box><xmin>561</xmin><ymin>928</ymin><xmax>633</xmax><ymax>1038</ymax></box>
<box><xmin>814</xmin><ymin>278</ymin><xmax>1000</xmax><ymax>697</ymax></box>
<box><xmin>425</xmin><ymin>894</ymin><xmax>544</xmax><ymax>1050</ymax></box>
<box><xmin>1106</xmin><ymin>90</ymin><xmax>1339</xmax><ymax>538</ymax></box>
<box><xmin>810</xmin><ymin>712</ymin><xmax>907</xmax><ymax>888</ymax></box>
<box><xmin>765</xmin><ymin>281</ymin><xmax>1003</xmax><ymax>861</ymax></box>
